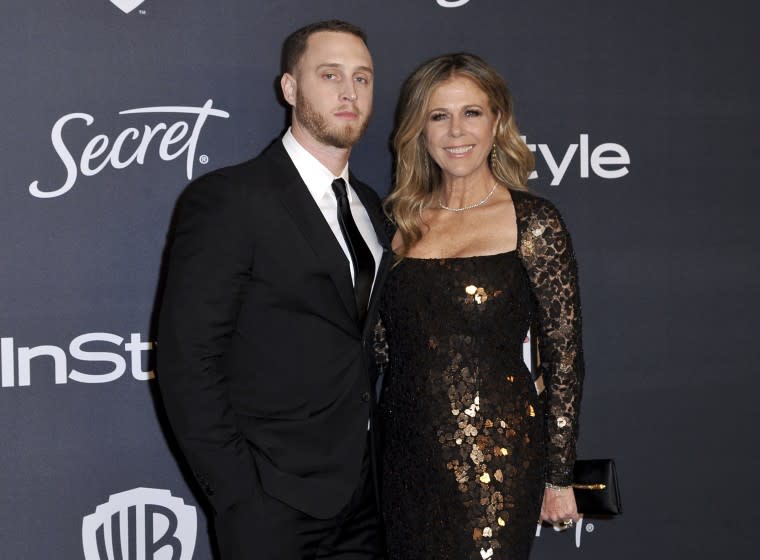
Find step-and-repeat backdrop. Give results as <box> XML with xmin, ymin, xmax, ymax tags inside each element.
<box><xmin>2</xmin><ymin>1</ymin><xmax>757</xmax><ymax>558</ymax></box>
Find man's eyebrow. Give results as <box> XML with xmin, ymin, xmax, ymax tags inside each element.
<box><xmin>316</xmin><ymin>63</ymin><xmax>374</xmax><ymax>75</ymax></box>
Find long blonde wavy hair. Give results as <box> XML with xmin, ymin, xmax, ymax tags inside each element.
<box><xmin>385</xmin><ymin>53</ymin><xmax>535</xmax><ymax>258</ymax></box>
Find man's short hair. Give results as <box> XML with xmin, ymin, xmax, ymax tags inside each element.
<box><xmin>281</xmin><ymin>20</ymin><xmax>368</xmax><ymax>74</ymax></box>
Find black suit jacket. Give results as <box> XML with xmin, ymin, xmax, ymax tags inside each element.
<box><xmin>157</xmin><ymin>139</ymin><xmax>391</xmax><ymax>519</ymax></box>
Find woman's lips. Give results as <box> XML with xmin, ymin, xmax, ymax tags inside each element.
<box><xmin>444</xmin><ymin>145</ymin><xmax>474</xmax><ymax>156</ymax></box>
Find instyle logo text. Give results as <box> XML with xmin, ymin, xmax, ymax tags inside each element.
<box><xmin>1</xmin><ymin>332</ymin><xmax>154</xmax><ymax>388</ymax></box>
<box><xmin>524</xmin><ymin>134</ymin><xmax>630</xmax><ymax>186</ymax></box>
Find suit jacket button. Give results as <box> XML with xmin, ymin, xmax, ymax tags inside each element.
<box><xmin>361</xmin><ymin>391</ymin><xmax>370</xmax><ymax>402</ymax></box>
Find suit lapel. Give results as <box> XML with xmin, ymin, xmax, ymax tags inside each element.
<box><xmin>350</xmin><ymin>173</ymin><xmax>391</xmax><ymax>251</ymax></box>
<box><xmin>268</xmin><ymin>141</ymin><xmax>358</xmax><ymax>323</ymax></box>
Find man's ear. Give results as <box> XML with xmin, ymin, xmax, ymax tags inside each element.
<box><xmin>281</xmin><ymin>73</ymin><xmax>297</xmax><ymax>107</ymax></box>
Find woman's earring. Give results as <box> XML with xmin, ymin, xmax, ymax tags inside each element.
<box><xmin>490</xmin><ymin>143</ymin><xmax>497</xmax><ymax>167</ymax></box>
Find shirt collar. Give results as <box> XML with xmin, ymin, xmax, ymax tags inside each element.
<box><xmin>282</xmin><ymin>128</ymin><xmax>351</xmax><ymax>202</ymax></box>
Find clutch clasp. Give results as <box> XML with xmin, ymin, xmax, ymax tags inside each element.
<box><xmin>572</xmin><ymin>483</ymin><xmax>606</xmax><ymax>490</ymax></box>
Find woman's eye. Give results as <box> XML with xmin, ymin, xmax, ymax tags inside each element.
<box><xmin>465</xmin><ymin>109</ymin><xmax>482</xmax><ymax>117</ymax></box>
<box><xmin>323</xmin><ymin>73</ymin><xmax>336</xmax><ymax>80</ymax></box>
<box><xmin>431</xmin><ymin>113</ymin><xmax>447</xmax><ymax>121</ymax></box>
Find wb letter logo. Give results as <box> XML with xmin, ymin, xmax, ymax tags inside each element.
<box><xmin>437</xmin><ymin>0</ymin><xmax>471</xmax><ymax>7</ymax></box>
<box><xmin>82</xmin><ymin>488</ymin><xmax>197</xmax><ymax>560</ymax></box>
<box><xmin>109</xmin><ymin>0</ymin><xmax>146</xmax><ymax>14</ymax></box>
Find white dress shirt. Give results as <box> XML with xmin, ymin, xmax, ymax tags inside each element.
<box><xmin>282</xmin><ymin>128</ymin><xmax>383</xmax><ymax>293</ymax></box>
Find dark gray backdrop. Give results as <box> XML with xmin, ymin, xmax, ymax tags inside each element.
<box><xmin>1</xmin><ymin>1</ymin><xmax>757</xmax><ymax>558</ymax></box>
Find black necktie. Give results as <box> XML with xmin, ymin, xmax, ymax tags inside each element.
<box><xmin>331</xmin><ymin>178</ymin><xmax>375</xmax><ymax>324</ymax></box>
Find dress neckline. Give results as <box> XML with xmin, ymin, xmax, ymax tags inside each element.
<box><xmin>391</xmin><ymin>188</ymin><xmax>529</xmax><ymax>264</ymax></box>
<box><xmin>395</xmin><ymin>249</ymin><xmax>517</xmax><ymax>262</ymax></box>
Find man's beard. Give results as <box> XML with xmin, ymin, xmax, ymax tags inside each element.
<box><xmin>294</xmin><ymin>89</ymin><xmax>370</xmax><ymax>149</ymax></box>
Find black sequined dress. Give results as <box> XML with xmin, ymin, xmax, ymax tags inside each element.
<box><xmin>378</xmin><ymin>190</ymin><xmax>584</xmax><ymax>560</ymax></box>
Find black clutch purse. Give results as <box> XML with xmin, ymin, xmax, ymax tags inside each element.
<box><xmin>572</xmin><ymin>459</ymin><xmax>622</xmax><ymax>516</ymax></box>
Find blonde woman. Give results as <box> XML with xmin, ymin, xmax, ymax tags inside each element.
<box><xmin>378</xmin><ymin>53</ymin><xmax>584</xmax><ymax>559</ymax></box>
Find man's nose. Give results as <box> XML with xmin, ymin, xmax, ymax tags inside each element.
<box><xmin>341</xmin><ymin>82</ymin><xmax>358</xmax><ymax>101</ymax></box>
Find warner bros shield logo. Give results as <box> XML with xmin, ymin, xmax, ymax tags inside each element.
<box><xmin>82</xmin><ymin>488</ymin><xmax>197</xmax><ymax>560</ymax></box>
<box><xmin>109</xmin><ymin>0</ymin><xmax>146</xmax><ymax>14</ymax></box>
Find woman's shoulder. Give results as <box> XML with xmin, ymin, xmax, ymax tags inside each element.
<box><xmin>509</xmin><ymin>188</ymin><xmax>565</xmax><ymax>227</ymax></box>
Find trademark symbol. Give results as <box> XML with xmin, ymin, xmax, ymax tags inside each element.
<box><xmin>199</xmin><ymin>155</ymin><xmax>209</xmax><ymax>165</ymax></box>
<box><xmin>586</xmin><ymin>523</ymin><xmax>594</xmax><ymax>533</ymax></box>
<box><xmin>139</xmin><ymin>9</ymin><xmax>146</xmax><ymax>15</ymax></box>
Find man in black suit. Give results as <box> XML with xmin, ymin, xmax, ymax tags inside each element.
<box><xmin>157</xmin><ymin>20</ymin><xmax>389</xmax><ymax>559</ymax></box>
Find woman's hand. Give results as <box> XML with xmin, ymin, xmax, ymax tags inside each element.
<box><xmin>540</xmin><ymin>486</ymin><xmax>580</xmax><ymax>528</ymax></box>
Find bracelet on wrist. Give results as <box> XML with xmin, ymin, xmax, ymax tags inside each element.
<box><xmin>545</xmin><ymin>482</ymin><xmax>571</xmax><ymax>491</ymax></box>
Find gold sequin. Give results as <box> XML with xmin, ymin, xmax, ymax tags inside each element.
<box><xmin>506</xmin><ymin>375</ymin><xmax>515</xmax><ymax>382</ymax></box>
<box><xmin>497</xmin><ymin>516</ymin><xmax>506</xmax><ymax>526</ymax></box>
<box><xmin>556</xmin><ymin>416</ymin><xmax>567</xmax><ymax>428</ymax></box>
<box><xmin>480</xmin><ymin>472</ymin><xmax>491</xmax><ymax>484</ymax></box>
<box><xmin>559</xmin><ymin>354</ymin><xmax>574</xmax><ymax>372</ymax></box>
<box><xmin>520</xmin><ymin>237</ymin><xmax>534</xmax><ymax>256</ymax></box>
<box><xmin>464</xmin><ymin>285</ymin><xmax>490</xmax><ymax>305</ymax></box>
<box><xmin>494</xmin><ymin>469</ymin><xmax>504</xmax><ymax>482</ymax></box>
<box><xmin>447</xmin><ymin>461</ymin><xmax>471</xmax><ymax>484</ymax></box>
<box><xmin>528</xmin><ymin>405</ymin><xmax>536</xmax><ymax>417</ymax></box>
<box><xmin>483</xmin><ymin>527</ymin><xmax>493</xmax><ymax>537</ymax></box>
<box><xmin>480</xmin><ymin>547</ymin><xmax>494</xmax><ymax>559</ymax></box>
<box><xmin>470</xmin><ymin>445</ymin><xmax>484</xmax><ymax>464</ymax></box>
<box><xmin>465</xmin><ymin>396</ymin><xmax>480</xmax><ymax>416</ymax></box>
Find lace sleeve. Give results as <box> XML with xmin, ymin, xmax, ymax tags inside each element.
<box><xmin>373</xmin><ymin>318</ymin><xmax>389</xmax><ymax>375</ymax></box>
<box><xmin>515</xmin><ymin>193</ymin><xmax>584</xmax><ymax>486</ymax></box>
